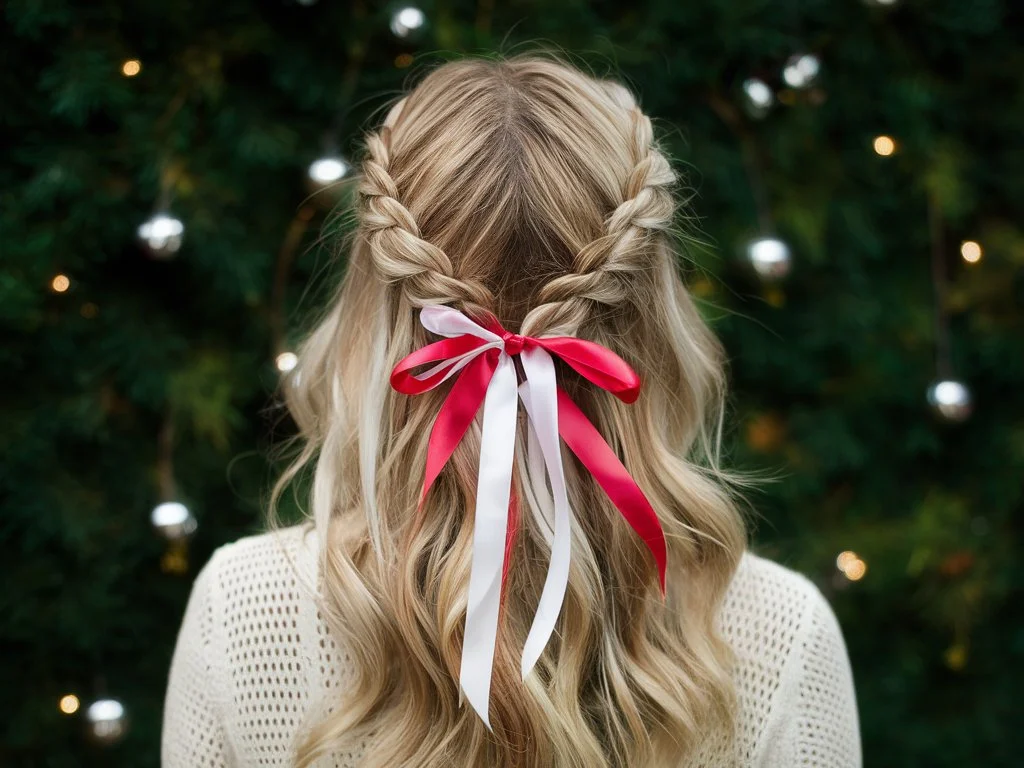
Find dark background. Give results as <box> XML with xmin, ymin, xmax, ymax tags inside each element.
<box><xmin>3</xmin><ymin>0</ymin><xmax>1022</xmax><ymax>765</ymax></box>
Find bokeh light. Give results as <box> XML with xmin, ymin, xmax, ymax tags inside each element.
<box><xmin>960</xmin><ymin>240</ymin><xmax>982</xmax><ymax>263</ymax></box>
<box><xmin>59</xmin><ymin>694</ymin><xmax>80</xmax><ymax>714</ymax></box>
<box><xmin>275</xmin><ymin>352</ymin><xmax>298</xmax><ymax>372</ymax></box>
<box><xmin>307</xmin><ymin>157</ymin><xmax>349</xmax><ymax>185</ymax></box>
<box><xmin>390</xmin><ymin>7</ymin><xmax>425</xmax><ymax>38</ymax></box>
<box><xmin>873</xmin><ymin>135</ymin><xmax>896</xmax><ymax>156</ymax></box>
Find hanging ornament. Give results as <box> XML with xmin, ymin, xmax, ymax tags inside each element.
<box><xmin>390</xmin><ymin>6</ymin><xmax>426</xmax><ymax>38</ymax></box>
<box><xmin>782</xmin><ymin>54</ymin><xmax>821</xmax><ymax>90</ymax></box>
<box><xmin>745</xmin><ymin>236</ymin><xmax>792</xmax><ymax>280</ymax></box>
<box><xmin>927</xmin><ymin>379</ymin><xmax>972</xmax><ymax>422</ymax></box>
<box><xmin>741</xmin><ymin>78</ymin><xmax>774</xmax><ymax>118</ymax></box>
<box><xmin>276</xmin><ymin>351</ymin><xmax>301</xmax><ymax>388</ymax></box>
<box><xmin>307</xmin><ymin>155</ymin><xmax>350</xmax><ymax>190</ymax></box>
<box><xmin>151</xmin><ymin>501</ymin><xmax>198</xmax><ymax>540</ymax></box>
<box><xmin>85</xmin><ymin>698</ymin><xmax>128</xmax><ymax>745</ymax></box>
<box><xmin>275</xmin><ymin>351</ymin><xmax>298</xmax><ymax>373</ymax></box>
<box><xmin>137</xmin><ymin>212</ymin><xmax>185</xmax><ymax>258</ymax></box>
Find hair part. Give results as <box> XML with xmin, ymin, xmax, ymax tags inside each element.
<box><xmin>275</xmin><ymin>54</ymin><xmax>750</xmax><ymax>768</ymax></box>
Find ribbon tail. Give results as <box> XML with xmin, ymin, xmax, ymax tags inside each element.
<box><xmin>518</xmin><ymin>347</ymin><xmax>573</xmax><ymax>680</ymax></box>
<box><xmin>459</xmin><ymin>353</ymin><xmax>518</xmax><ymax>731</ymax></box>
<box><xmin>522</xmin><ymin>410</ymin><xmax>555</xmax><ymax>547</ymax></box>
<box><xmin>556</xmin><ymin>388</ymin><xmax>668</xmax><ymax>593</ymax></box>
<box><xmin>421</xmin><ymin>351</ymin><xmax>499</xmax><ymax>503</ymax></box>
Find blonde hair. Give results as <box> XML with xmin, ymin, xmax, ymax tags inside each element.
<box><xmin>277</xmin><ymin>55</ymin><xmax>749</xmax><ymax>767</ymax></box>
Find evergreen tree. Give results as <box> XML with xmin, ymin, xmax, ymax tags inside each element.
<box><xmin>3</xmin><ymin>0</ymin><xmax>1021</xmax><ymax>765</ymax></box>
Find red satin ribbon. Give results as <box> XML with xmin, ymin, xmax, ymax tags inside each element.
<box><xmin>390</xmin><ymin>319</ymin><xmax>667</xmax><ymax>592</ymax></box>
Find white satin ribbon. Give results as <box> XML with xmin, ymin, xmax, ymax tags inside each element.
<box><xmin>414</xmin><ymin>306</ymin><xmax>572</xmax><ymax>730</ymax></box>
<box><xmin>517</xmin><ymin>348</ymin><xmax>572</xmax><ymax>681</ymax></box>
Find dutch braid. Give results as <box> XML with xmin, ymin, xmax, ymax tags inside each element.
<box><xmin>520</xmin><ymin>106</ymin><xmax>676</xmax><ymax>337</ymax></box>
<box><xmin>359</xmin><ymin>125</ymin><xmax>495</xmax><ymax>312</ymax></box>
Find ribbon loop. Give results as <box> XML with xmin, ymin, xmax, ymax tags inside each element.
<box><xmin>390</xmin><ymin>305</ymin><xmax>668</xmax><ymax>730</ymax></box>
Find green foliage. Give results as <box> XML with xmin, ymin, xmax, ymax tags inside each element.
<box><xmin>2</xmin><ymin>0</ymin><xmax>1022</xmax><ymax>765</ymax></box>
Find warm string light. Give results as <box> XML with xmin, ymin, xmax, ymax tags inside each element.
<box><xmin>121</xmin><ymin>59</ymin><xmax>141</xmax><ymax>77</ymax></box>
<box><xmin>845</xmin><ymin>559</ymin><xmax>867</xmax><ymax>580</ymax></box>
<box><xmin>836</xmin><ymin>550</ymin><xmax>867</xmax><ymax>581</ymax></box>
<box><xmin>873</xmin><ymin>135</ymin><xmax>897</xmax><ymax>156</ymax></box>
<box><xmin>960</xmin><ymin>240</ymin><xmax>982</xmax><ymax>264</ymax></box>
<box><xmin>395</xmin><ymin>53</ymin><xmax>414</xmax><ymax>69</ymax></box>
<box><xmin>59</xmin><ymin>694</ymin><xmax>80</xmax><ymax>714</ymax></box>
<box><xmin>51</xmin><ymin>274</ymin><xmax>70</xmax><ymax>293</ymax></box>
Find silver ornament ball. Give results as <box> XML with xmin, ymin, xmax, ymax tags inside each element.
<box><xmin>307</xmin><ymin>155</ymin><xmax>350</xmax><ymax>189</ymax></box>
<box><xmin>275</xmin><ymin>351</ymin><xmax>298</xmax><ymax>373</ymax></box>
<box><xmin>927</xmin><ymin>379</ymin><xmax>973</xmax><ymax>423</ymax></box>
<box><xmin>86</xmin><ymin>698</ymin><xmax>128</xmax><ymax>745</ymax></box>
<box><xmin>151</xmin><ymin>501</ymin><xmax>198</xmax><ymax>540</ymax></box>
<box><xmin>742</xmin><ymin>78</ymin><xmax>774</xmax><ymax>118</ymax></box>
<box><xmin>137</xmin><ymin>212</ymin><xmax>185</xmax><ymax>258</ymax></box>
<box><xmin>782</xmin><ymin>53</ymin><xmax>821</xmax><ymax>90</ymax></box>
<box><xmin>746</xmin><ymin>237</ymin><xmax>792</xmax><ymax>280</ymax></box>
<box><xmin>390</xmin><ymin>6</ymin><xmax>426</xmax><ymax>38</ymax></box>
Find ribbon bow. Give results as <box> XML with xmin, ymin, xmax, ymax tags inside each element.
<box><xmin>390</xmin><ymin>305</ymin><xmax>667</xmax><ymax>729</ymax></box>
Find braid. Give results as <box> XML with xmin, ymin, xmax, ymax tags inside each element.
<box><xmin>521</xmin><ymin>108</ymin><xmax>676</xmax><ymax>336</ymax></box>
<box><xmin>359</xmin><ymin>126</ymin><xmax>495</xmax><ymax>312</ymax></box>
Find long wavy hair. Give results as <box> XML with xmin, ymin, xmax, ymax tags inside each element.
<box><xmin>275</xmin><ymin>55</ymin><xmax>749</xmax><ymax>767</ymax></box>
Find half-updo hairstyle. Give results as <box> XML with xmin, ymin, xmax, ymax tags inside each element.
<box><xmin>276</xmin><ymin>55</ymin><xmax>749</xmax><ymax>767</ymax></box>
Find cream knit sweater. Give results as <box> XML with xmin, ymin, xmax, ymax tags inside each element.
<box><xmin>162</xmin><ymin>525</ymin><xmax>861</xmax><ymax>767</ymax></box>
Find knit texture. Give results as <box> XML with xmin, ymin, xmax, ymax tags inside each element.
<box><xmin>162</xmin><ymin>525</ymin><xmax>861</xmax><ymax>767</ymax></box>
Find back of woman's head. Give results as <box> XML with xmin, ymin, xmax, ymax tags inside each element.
<box><xmin>281</xmin><ymin>55</ymin><xmax>748</xmax><ymax>768</ymax></box>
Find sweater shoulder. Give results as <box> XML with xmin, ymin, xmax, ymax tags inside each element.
<box><xmin>716</xmin><ymin>550</ymin><xmax>854</xmax><ymax>763</ymax></box>
<box><xmin>721</xmin><ymin>549</ymin><xmax>833</xmax><ymax>668</ymax></box>
<box><xmin>193</xmin><ymin>523</ymin><xmax>343</xmax><ymax>764</ymax></box>
<box><xmin>201</xmin><ymin>523</ymin><xmax>322</xmax><ymax>649</ymax></box>
<box><xmin>208</xmin><ymin>523</ymin><xmax>318</xmax><ymax>581</ymax></box>
<box><xmin>726</xmin><ymin>550</ymin><xmax>825</xmax><ymax>619</ymax></box>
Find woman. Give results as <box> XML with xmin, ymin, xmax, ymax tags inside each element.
<box><xmin>163</xmin><ymin>56</ymin><xmax>860</xmax><ymax>767</ymax></box>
